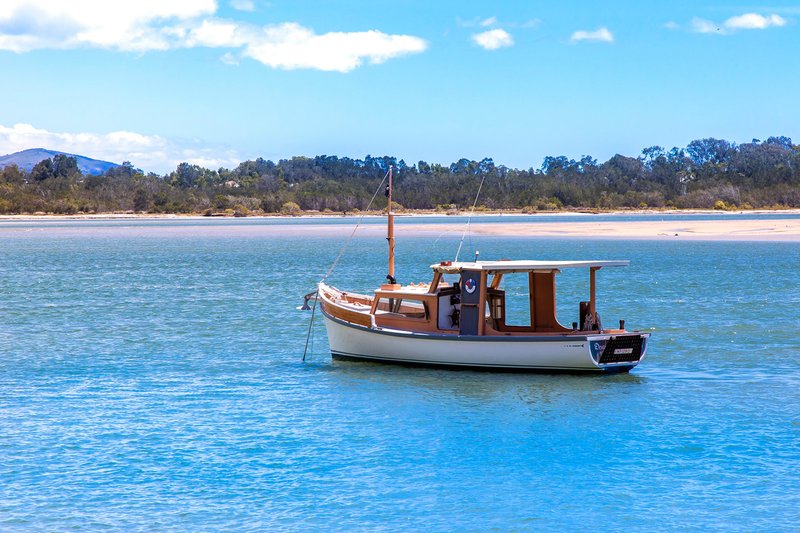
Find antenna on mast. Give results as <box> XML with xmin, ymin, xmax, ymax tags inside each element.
<box><xmin>455</xmin><ymin>173</ymin><xmax>487</xmax><ymax>262</ymax></box>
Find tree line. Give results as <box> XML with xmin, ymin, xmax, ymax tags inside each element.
<box><xmin>1</xmin><ymin>136</ymin><xmax>799</xmax><ymax>215</ymax></box>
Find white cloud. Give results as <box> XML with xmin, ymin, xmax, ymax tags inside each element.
<box><xmin>472</xmin><ymin>29</ymin><xmax>514</xmax><ymax>50</ymax></box>
<box><xmin>0</xmin><ymin>123</ymin><xmax>242</xmax><ymax>174</ymax></box>
<box><xmin>724</xmin><ymin>13</ymin><xmax>786</xmax><ymax>30</ymax></box>
<box><xmin>179</xmin><ymin>19</ymin><xmax>427</xmax><ymax>72</ymax></box>
<box><xmin>690</xmin><ymin>13</ymin><xmax>787</xmax><ymax>35</ymax></box>
<box><xmin>185</xmin><ymin>18</ymin><xmax>247</xmax><ymax>48</ymax></box>
<box><xmin>0</xmin><ymin>0</ymin><xmax>427</xmax><ymax>72</ymax></box>
<box><xmin>480</xmin><ymin>16</ymin><xmax>498</xmax><ymax>28</ymax></box>
<box><xmin>0</xmin><ymin>0</ymin><xmax>216</xmax><ymax>52</ymax></box>
<box><xmin>664</xmin><ymin>21</ymin><xmax>680</xmax><ymax>31</ymax></box>
<box><xmin>570</xmin><ymin>27</ymin><xmax>614</xmax><ymax>43</ymax></box>
<box><xmin>230</xmin><ymin>0</ymin><xmax>255</xmax><ymax>12</ymax></box>
<box><xmin>242</xmin><ymin>23</ymin><xmax>427</xmax><ymax>72</ymax></box>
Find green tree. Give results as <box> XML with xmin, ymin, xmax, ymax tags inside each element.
<box><xmin>0</xmin><ymin>164</ymin><xmax>25</xmax><ymax>184</ymax></box>
<box><xmin>133</xmin><ymin>188</ymin><xmax>152</xmax><ymax>212</ymax></box>
<box><xmin>31</xmin><ymin>159</ymin><xmax>54</xmax><ymax>181</ymax></box>
<box><xmin>52</xmin><ymin>154</ymin><xmax>79</xmax><ymax>178</ymax></box>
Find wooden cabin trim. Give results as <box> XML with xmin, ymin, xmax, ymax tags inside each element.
<box><xmin>482</xmin><ymin>323</ymin><xmax>576</xmax><ymax>336</ymax></box>
<box><xmin>320</xmin><ymin>299</ymin><xmax>373</xmax><ymax>328</ymax></box>
<box><xmin>326</xmin><ymin>310</ymin><xmax>630</xmax><ymax>343</ymax></box>
<box><xmin>372</xmin><ymin>292</ymin><xmax>440</xmax><ymax>332</ymax></box>
<box><xmin>528</xmin><ymin>271</ymin><xmax>536</xmax><ymax>329</ymax></box>
<box><xmin>490</xmin><ymin>273</ymin><xmax>503</xmax><ymax>289</ymax></box>
<box><xmin>374</xmin><ymin>314</ymin><xmax>441</xmax><ymax>332</ymax></box>
<box><xmin>477</xmin><ymin>270</ymin><xmax>488</xmax><ymax>336</ymax></box>
<box><xmin>530</xmin><ymin>272</ymin><xmax>571</xmax><ymax>332</ymax></box>
<box><xmin>430</xmin><ymin>271</ymin><xmax>442</xmax><ymax>293</ymax></box>
<box><xmin>590</xmin><ymin>266</ymin><xmax>599</xmax><ymax>315</ymax></box>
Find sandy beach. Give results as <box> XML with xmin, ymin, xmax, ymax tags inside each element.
<box><xmin>398</xmin><ymin>217</ymin><xmax>800</xmax><ymax>241</ymax></box>
<box><xmin>1</xmin><ymin>212</ymin><xmax>800</xmax><ymax>241</ymax></box>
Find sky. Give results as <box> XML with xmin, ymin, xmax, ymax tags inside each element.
<box><xmin>1</xmin><ymin>0</ymin><xmax>799</xmax><ymax>174</ymax></box>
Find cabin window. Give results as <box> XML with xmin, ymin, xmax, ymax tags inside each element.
<box><xmin>375</xmin><ymin>297</ymin><xmax>429</xmax><ymax>320</ymax></box>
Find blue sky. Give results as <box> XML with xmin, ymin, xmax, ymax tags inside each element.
<box><xmin>1</xmin><ymin>1</ymin><xmax>798</xmax><ymax>173</ymax></box>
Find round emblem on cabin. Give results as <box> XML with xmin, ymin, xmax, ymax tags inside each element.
<box><xmin>464</xmin><ymin>278</ymin><xmax>477</xmax><ymax>294</ymax></box>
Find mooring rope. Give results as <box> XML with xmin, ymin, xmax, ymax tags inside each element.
<box><xmin>302</xmin><ymin>168</ymin><xmax>392</xmax><ymax>361</ymax></box>
<box><xmin>302</xmin><ymin>287</ymin><xmax>318</xmax><ymax>362</ymax></box>
<box><xmin>454</xmin><ymin>173</ymin><xmax>487</xmax><ymax>262</ymax></box>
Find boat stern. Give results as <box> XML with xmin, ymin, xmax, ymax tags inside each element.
<box><xmin>587</xmin><ymin>332</ymin><xmax>650</xmax><ymax>371</ymax></box>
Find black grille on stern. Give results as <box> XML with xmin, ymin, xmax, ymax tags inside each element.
<box><xmin>598</xmin><ymin>335</ymin><xmax>644</xmax><ymax>364</ymax></box>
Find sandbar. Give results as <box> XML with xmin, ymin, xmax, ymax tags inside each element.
<box><xmin>1</xmin><ymin>213</ymin><xmax>799</xmax><ymax>242</ymax></box>
<box><xmin>395</xmin><ymin>218</ymin><xmax>800</xmax><ymax>241</ymax></box>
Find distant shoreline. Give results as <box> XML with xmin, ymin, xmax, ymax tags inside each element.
<box><xmin>2</xmin><ymin>208</ymin><xmax>800</xmax><ymax>221</ymax></box>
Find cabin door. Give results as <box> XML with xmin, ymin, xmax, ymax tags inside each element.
<box><xmin>459</xmin><ymin>269</ymin><xmax>481</xmax><ymax>335</ymax></box>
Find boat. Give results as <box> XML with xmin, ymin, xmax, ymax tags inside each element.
<box><xmin>312</xmin><ymin>168</ymin><xmax>650</xmax><ymax>373</ymax></box>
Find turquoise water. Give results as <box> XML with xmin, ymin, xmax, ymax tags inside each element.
<box><xmin>1</xmin><ymin>220</ymin><xmax>799</xmax><ymax>530</ymax></box>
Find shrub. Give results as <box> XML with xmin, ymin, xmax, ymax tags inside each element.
<box><xmin>281</xmin><ymin>201</ymin><xmax>301</xmax><ymax>214</ymax></box>
<box><xmin>52</xmin><ymin>199</ymin><xmax>79</xmax><ymax>214</ymax></box>
<box><xmin>233</xmin><ymin>204</ymin><xmax>250</xmax><ymax>217</ymax></box>
<box><xmin>213</xmin><ymin>194</ymin><xmax>230</xmax><ymax>210</ymax></box>
<box><xmin>260</xmin><ymin>197</ymin><xmax>281</xmax><ymax>213</ymax></box>
<box><xmin>533</xmin><ymin>197</ymin><xmax>563</xmax><ymax>211</ymax></box>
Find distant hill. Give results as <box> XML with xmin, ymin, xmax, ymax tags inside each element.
<box><xmin>0</xmin><ymin>148</ymin><xmax>118</xmax><ymax>175</ymax></box>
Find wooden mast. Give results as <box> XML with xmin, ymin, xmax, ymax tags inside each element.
<box><xmin>386</xmin><ymin>165</ymin><xmax>397</xmax><ymax>286</ymax></box>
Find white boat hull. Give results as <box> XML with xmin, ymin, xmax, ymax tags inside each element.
<box><xmin>322</xmin><ymin>312</ymin><xmax>648</xmax><ymax>373</ymax></box>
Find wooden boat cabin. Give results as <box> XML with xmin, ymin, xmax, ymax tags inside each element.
<box><xmin>321</xmin><ymin>259</ymin><xmax>631</xmax><ymax>337</ymax></box>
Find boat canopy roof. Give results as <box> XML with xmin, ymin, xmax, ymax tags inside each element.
<box><xmin>431</xmin><ymin>259</ymin><xmax>629</xmax><ymax>274</ymax></box>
